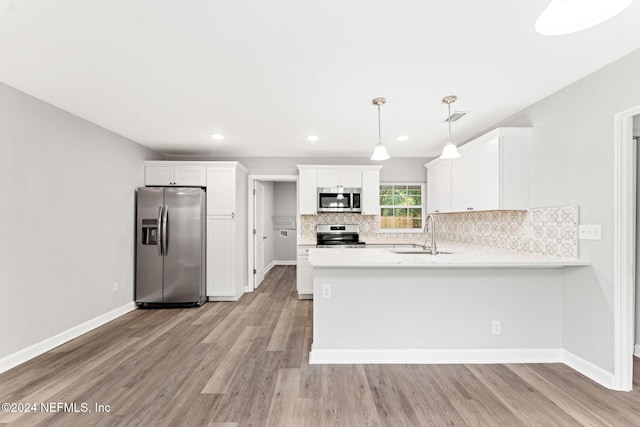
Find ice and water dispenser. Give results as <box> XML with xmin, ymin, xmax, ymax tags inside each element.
<box><xmin>141</xmin><ymin>218</ymin><xmax>158</xmax><ymax>245</ymax></box>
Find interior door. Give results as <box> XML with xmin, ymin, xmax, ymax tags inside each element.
<box><xmin>254</xmin><ymin>181</ymin><xmax>266</xmax><ymax>288</ymax></box>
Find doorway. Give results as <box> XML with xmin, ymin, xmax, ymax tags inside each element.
<box><xmin>613</xmin><ymin>106</ymin><xmax>640</xmax><ymax>391</ymax></box>
<box><xmin>248</xmin><ymin>175</ymin><xmax>298</xmax><ymax>290</ymax></box>
<box><xmin>634</xmin><ymin>115</ymin><xmax>640</xmax><ymax>363</ymax></box>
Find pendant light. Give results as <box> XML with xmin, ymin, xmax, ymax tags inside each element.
<box><xmin>370</xmin><ymin>97</ymin><xmax>390</xmax><ymax>161</ymax></box>
<box><xmin>440</xmin><ymin>95</ymin><xmax>460</xmax><ymax>159</ymax></box>
<box><xmin>535</xmin><ymin>0</ymin><xmax>633</xmax><ymax>36</ymax></box>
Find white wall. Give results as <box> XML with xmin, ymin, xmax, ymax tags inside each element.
<box><xmin>262</xmin><ymin>182</ymin><xmax>275</xmax><ymax>269</ymax></box>
<box><xmin>0</xmin><ymin>82</ymin><xmax>161</xmax><ymax>360</ymax></box>
<box><xmin>481</xmin><ymin>48</ymin><xmax>640</xmax><ymax>371</ymax></box>
<box><xmin>274</xmin><ymin>182</ymin><xmax>297</xmax><ymax>261</ymax></box>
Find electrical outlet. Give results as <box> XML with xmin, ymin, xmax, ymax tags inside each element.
<box><xmin>112</xmin><ymin>282</ymin><xmax>119</xmax><ymax>293</ymax></box>
<box><xmin>322</xmin><ymin>284</ymin><xmax>332</xmax><ymax>299</ymax></box>
<box><xmin>578</xmin><ymin>225</ymin><xmax>602</xmax><ymax>240</ymax></box>
<box><xmin>491</xmin><ymin>320</ymin><xmax>501</xmax><ymax>335</ymax></box>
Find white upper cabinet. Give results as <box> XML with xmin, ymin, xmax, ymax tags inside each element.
<box><xmin>361</xmin><ymin>168</ymin><xmax>381</xmax><ymax>215</ymax></box>
<box><xmin>206</xmin><ymin>166</ymin><xmax>238</xmax><ymax>216</ymax></box>
<box><xmin>144</xmin><ymin>162</ymin><xmax>206</xmax><ymax>186</ymax></box>
<box><xmin>298</xmin><ymin>168</ymin><xmax>318</xmax><ymax>215</ymax></box>
<box><xmin>297</xmin><ymin>165</ymin><xmax>382</xmax><ymax>215</ymax></box>
<box><xmin>317</xmin><ymin>168</ymin><xmax>362</xmax><ymax>188</ymax></box>
<box><xmin>426</xmin><ymin>160</ymin><xmax>452</xmax><ymax>214</ymax></box>
<box><xmin>451</xmin><ymin>139</ymin><xmax>500</xmax><ymax>212</ymax></box>
<box><xmin>425</xmin><ymin>127</ymin><xmax>532</xmax><ymax>213</ymax></box>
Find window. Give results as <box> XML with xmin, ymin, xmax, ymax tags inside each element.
<box><xmin>379</xmin><ymin>183</ymin><xmax>425</xmax><ymax>231</ymax></box>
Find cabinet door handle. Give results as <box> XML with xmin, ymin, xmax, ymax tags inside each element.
<box><xmin>467</xmin><ymin>207</ymin><xmax>474</xmax><ymax>211</ymax></box>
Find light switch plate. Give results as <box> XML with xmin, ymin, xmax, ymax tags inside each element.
<box><xmin>578</xmin><ymin>225</ymin><xmax>602</xmax><ymax>240</ymax></box>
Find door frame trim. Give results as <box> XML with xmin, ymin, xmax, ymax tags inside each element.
<box><xmin>613</xmin><ymin>104</ymin><xmax>639</xmax><ymax>391</ymax></box>
<box><xmin>247</xmin><ymin>174</ymin><xmax>298</xmax><ymax>291</ymax></box>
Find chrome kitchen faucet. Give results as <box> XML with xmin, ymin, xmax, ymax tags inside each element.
<box><xmin>422</xmin><ymin>214</ymin><xmax>437</xmax><ymax>255</ymax></box>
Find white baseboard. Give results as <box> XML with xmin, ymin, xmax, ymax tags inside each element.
<box><xmin>561</xmin><ymin>350</ymin><xmax>614</xmax><ymax>389</ymax></box>
<box><xmin>209</xmin><ymin>295</ymin><xmax>241</xmax><ymax>301</ymax></box>
<box><xmin>0</xmin><ymin>302</ymin><xmax>136</xmax><ymax>374</ymax></box>
<box><xmin>634</xmin><ymin>344</ymin><xmax>640</xmax><ymax>358</ymax></box>
<box><xmin>309</xmin><ymin>347</ymin><xmax>563</xmax><ymax>365</ymax></box>
<box><xmin>264</xmin><ymin>260</ymin><xmax>296</xmax><ymax>276</ymax></box>
<box><xmin>263</xmin><ymin>261</ymin><xmax>277</xmax><ymax>276</ymax></box>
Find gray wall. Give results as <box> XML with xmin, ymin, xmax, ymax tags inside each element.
<box><xmin>484</xmin><ymin>48</ymin><xmax>640</xmax><ymax>371</ymax></box>
<box><xmin>274</xmin><ymin>182</ymin><xmax>297</xmax><ymax>261</ymax></box>
<box><xmin>0</xmin><ymin>82</ymin><xmax>162</xmax><ymax>360</ymax></box>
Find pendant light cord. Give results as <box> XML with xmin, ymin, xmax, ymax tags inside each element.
<box><xmin>378</xmin><ymin>105</ymin><xmax>382</xmax><ymax>144</ymax></box>
<box><xmin>447</xmin><ymin>102</ymin><xmax>452</xmax><ymax>142</ymax></box>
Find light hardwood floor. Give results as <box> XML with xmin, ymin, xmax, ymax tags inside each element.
<box><xmin>1</xmin><ymin>265</ymin><xmax>639</xmax><ymax>426</ymax></box>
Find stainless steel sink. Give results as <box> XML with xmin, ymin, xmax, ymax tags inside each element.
<box><xmin>389</xmin><ymin>248</ymin><xmax>453</xmax><ymax>255</ymax></box>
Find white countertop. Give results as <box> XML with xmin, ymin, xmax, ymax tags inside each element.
<box><xmin>307</xmin><ymin>243</ymin><xmax>590</xmax><ymax>268</ymax></box>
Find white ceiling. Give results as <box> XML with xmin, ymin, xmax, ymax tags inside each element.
<box><xmin>1</xmin><ymin>0</ymin><xmax>639</xmax><ymax>158</ymax></box>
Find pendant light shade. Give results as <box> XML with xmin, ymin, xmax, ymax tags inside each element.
<box><xmin>440</xmin><ymin>141</ymin><xmax>460</xmax><ymax>159</ymax></box>
<box><xmin>370</xmin><ymin>97</ymin><xmax>390</xmax><ymax>161</ymax></box>
<box><xmin>439</xmin><ymin>95</ymin><xmax>460</xmax><ymax>160</ymax></box>
<box><xmin>371</xmin><ymin>142</ymin><xmax>390</xmax><ymax>161</ymax></box>
<box><xmin>535</xmin><ymin>0</ymin><xmax>633</xmax><ymax>36</ymax></box>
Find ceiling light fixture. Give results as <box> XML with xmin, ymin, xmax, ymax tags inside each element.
<box><xmin>440</xmin><ymin>95</ymin><xmax>461</xmax><ymax>159</ymax></box>
<box><xmin>210</xmin><ymin>133</ymin><xmax>225</xmax><ymax>140</ymax></box>
<box><xmin>370</xmin><ymin>97</ymin><xmax>390</xmax><ymax>161</ymax></box>
<box><xmin>397</xmin><ymin>135</ymin><xmax>409</xmax><ymax>142</ymax></box>
<box><xmin>535</xmin><ymin>0</ymin><xmax>633</xmax><ymax>36</ymax></box>
<box><xmin>306</xmin><ymin>135</ymin><xmax>319</xmax><ymax>142</ymax></box>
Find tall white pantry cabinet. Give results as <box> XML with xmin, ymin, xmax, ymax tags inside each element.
<box><xmin>206</xmin><ymin>163</ymin><xmax>248</xmax><ymax>301</ymax></box>
<box><xmin>143</xmin><ymin>161</ymin><xmax>248</xmax><ymax>301</ymax></box>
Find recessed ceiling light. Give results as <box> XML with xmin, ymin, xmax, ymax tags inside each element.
<box><xmin>210</xmin><ymin>133</ymin><xmax>225</xmax><ymax>140</ymax></box>
<box><xmin>397</xmin><ymin>135</ymin><xmax>409</xmax><ymax>142</ymax></box>
<box><xmin>306</xmin><ymin>135</ymin><xmax>319</xmax><ymax>142</ymax></box>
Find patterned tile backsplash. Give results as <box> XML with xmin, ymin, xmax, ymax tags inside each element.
<box><xmin>300</xmin><ymin>206</ymin><xmax>579</xmax><ymax>258</ymax></box>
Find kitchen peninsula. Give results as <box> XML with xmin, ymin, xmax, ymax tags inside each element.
<box><xmin>308</xmin><ymin>245</ymin><xmax>589</xmax><ymax>365</ymax></box>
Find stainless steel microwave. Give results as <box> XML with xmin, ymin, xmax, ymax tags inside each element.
<box><xmin>317</xmin><ymin>187</ymin><xmax>362</xmax><ymax>213</ymax></box>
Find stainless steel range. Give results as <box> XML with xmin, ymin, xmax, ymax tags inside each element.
<box><xmin>316</xmin><ymin>224</ymin><xmax>366</xmax><ymax>248</ymax></box>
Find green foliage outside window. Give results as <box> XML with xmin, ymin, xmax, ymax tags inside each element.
<box><xmin>380</xmin><ymin>184</ymin><xmax>423</xmax><ymax>230</ymax></box>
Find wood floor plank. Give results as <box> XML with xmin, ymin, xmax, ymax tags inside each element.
<box><xmin>323</xmin><ymin>365</ymin><xmax>381</xmax><ymax>427</ymax></box>
<box><xmin>266</xmin><ymin>308</ymin><xmax>296</xmax><ymax>351</ymax></box>
<box><xmin>201</xmin><ymin>326</ymin><xmax>258</xmax><ymax>393</ymax></box>
<box><xmin>1</xmin><ymin>264</ymin><xmax>639</xmax><ymax>427</ymax></box>
<box><xmin>264</xmin><ymin>368</ymin><xmax>301</xmax><ymax>427</ymax></box>
<box><xmin>467</xmin><ymin>364</ymin><xmax>583</xmax><ymax>426</ymax></box>
<box><xmin>506</xmin><ymin>364</ymin><xmax>618</xmax><ymax>427</ymax></box>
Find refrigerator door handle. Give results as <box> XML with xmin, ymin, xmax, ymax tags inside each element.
<box><xmin>162</xmin><ymin>205</ymin><xmax>169</xmax><ymax>256</ymax></box>
<box><xmin>157</xmin><ymin>205</ymin><xmax>164</xmax><ymax>256</ymax></box>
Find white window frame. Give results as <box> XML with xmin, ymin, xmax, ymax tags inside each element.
<box><xmin>378</xmin><ymin>182</ymin><xmax>426</xmax><ymax>233</ymax></box>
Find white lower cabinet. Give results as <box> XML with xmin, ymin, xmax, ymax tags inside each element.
<box><xmin>207</xmin><ymin>216</ymin><xmax>237</xmax><ymax>299</ymax></box>
<box><xmin>296</xmin><ymin>245</ymin><xmax>314</xmax><ymax>299</ymax></box>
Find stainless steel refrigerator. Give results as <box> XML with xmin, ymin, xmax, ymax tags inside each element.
<box><xmin>135</xmin><ymin>187</ymin><xmax>206</xmax><ymax>306</ymax></box>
